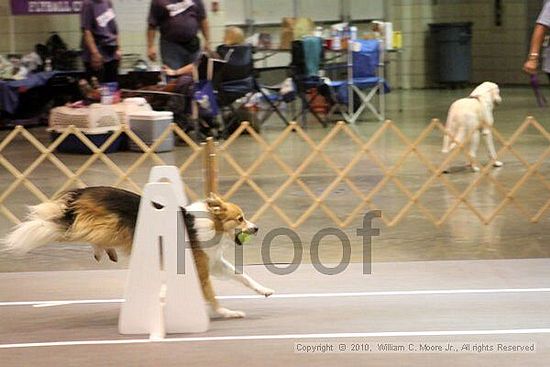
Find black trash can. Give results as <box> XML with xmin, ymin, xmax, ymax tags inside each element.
<box><xmin>429</xmin><ymin>22</ymin><xmax>473</xmax><ymax>85</ymax></box>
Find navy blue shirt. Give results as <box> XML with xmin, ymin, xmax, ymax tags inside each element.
<box><xmin>80</xmin><ymin>0</ymin><xmax>118</xmax><ymax>62</ymax></box>
<box><xmin>148</xmin><ymin>0</ymin><xmax>206</xmax><ymax>44</ymax></box>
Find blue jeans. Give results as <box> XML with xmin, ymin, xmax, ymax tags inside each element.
<box><xmin>160</xmin><ymin>38</ymin><xmax>200</xmax><ymax>70</ymax></box>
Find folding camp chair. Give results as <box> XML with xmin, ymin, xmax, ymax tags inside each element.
<box><xmin>290</xmin><ymin>37</ymin><xmax>329</xmax><ymax>127</ymax></box>
<box><xmin>215</xmin><ymin>44</ymin><xmax>290</xmax><ymax>137</ymax></box>
<box><xmin>121</xmin><ymin>53</ymin><xmax>220</xmax><ymax>142</ymax></box>
<box><xmin>327</xmin><ymin>39</ymin><xmax>389</xmax><ymax>123</ymax></box>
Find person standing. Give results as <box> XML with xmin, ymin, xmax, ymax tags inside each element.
<box><xmin>147</xmin><ymin>0</ymin><xmax>210</xmax><ymax>70</ymax></box>
<box><xmin>80</xmin><ymin>0</ymin><xmax>121</xmax><ymax>83</ymax></box>
<box><xmin>523</xmin><ymin>0</ymin><xmax>550</xmax><ymax>81</ymax></box>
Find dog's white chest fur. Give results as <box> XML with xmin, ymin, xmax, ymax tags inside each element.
<box><xmin>185</xmin><ymin>201</ymin><xmax>230</xmax><ymax>277</ymax></box>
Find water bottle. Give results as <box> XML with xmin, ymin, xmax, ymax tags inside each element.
<box><xmin>350</xmin><ymin>26</ymin><xmax>358</xmax><ymax>41</ymax></box>
<box><xmin>314</xmin><ymin>26</ymin><xmax>323</xmax><ymax>38</ymax></box>
<box><xmin>331</xmin><ymin>29</ymin><xmax>341</xmax><ymax>51</ymax></box>
<box><xmin>159</xmin><ymin>69</ymin><xmax>167</xmax><ymax>85</ymax></box>
<box><xmin>100</xmin><ymin>85</ymin><xmax>111</xmax><ymax>104</ymax></box>
<box><xmin>45</xmin><ymin>58</ymin><xmax>52</xmax><ymax>72</ymax></box>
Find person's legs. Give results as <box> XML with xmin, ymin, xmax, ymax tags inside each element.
<box><xmin>84</xmin><ymin>62</ymin><xmax>104</xmax><ymax>82</ymax></box>
<box><xmin>83</xmin><ymin>45</ymin><xmax>118</xmax><ymax>83</ymax></box>
<box><xmin>160</xmin><ymin>38</ymin><xmax>199</xmax><ymax>70</ymax></box>
<box><xmin>102</xmin><ymin>59</ymin><xmax>119</xmax><ymax>83</ymax></box>
<box><xmin>84</xmin><ymin>62</ymin><xmax>118</xmax><ymax>84</ymax></box>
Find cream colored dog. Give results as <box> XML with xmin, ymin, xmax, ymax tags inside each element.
<box><xmin>442</xmin><ymin>81</ymin><xmax>503</xmax><ymax>172</ymax></box>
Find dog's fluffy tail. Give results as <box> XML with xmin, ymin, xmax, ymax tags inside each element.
<box><xmin>442</xmin><ymin>102</ymin><xmax>459</xmax><ymax>153</ymax></box>
<box><xmin>442</xmin><ymin>134</ymin><xmax>452</xmax><ymax>153</ymax></box>
<box><xmin>2</xmin><ymin>201</ymin><xmax>66</xmax><ymax>254</ymax></box>
<box><xmin>441</xmin><ymin>115</ymin><xmax>457</xmax><ymax>154</ymax></box>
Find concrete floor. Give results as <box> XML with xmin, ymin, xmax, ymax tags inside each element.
<box><xmin>0</xmin><ymin>87</ymin><xmax>548</xmax><ymax>271</ymax></box>
<box><xmin>0</xmin><ymin>87</ymin><xmax>549</xmax><ymax>365</ymax></box>
<box><xmin>1</xmin><ymin>260</ymin><xmax>550</xmax><ymax>366</ymax></box>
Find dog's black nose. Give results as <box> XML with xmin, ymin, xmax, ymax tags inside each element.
<box><xmin>250</xmin><ymin>226</ymin><xmax>259</xmax><ymax>234</ymax></box>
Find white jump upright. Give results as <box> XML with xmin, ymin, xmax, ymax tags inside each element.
<box><xmin>118</xmin><ymin>166</ymin><xmax>209</xmax><ymax>338</ymax></box>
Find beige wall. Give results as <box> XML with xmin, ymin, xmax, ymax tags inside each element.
<box><xmin>0</xmin><ymin>0</ymin><xmax>535</xmax><ymax>88</ymax></box>
<box><xmin>0</xmin><ymin>0</ymin><xmax>226</xmax><ymax>59</ymax></box>
<box><xmin>0</xmin><ymin>0</ymin><xmax>80</xmax><ymax>54</ymax></box>
<box><xmin>113</xmin><ymin>0</ymin><xmax>226</xmax><ymax>57</ymax></box>
<box><xmin>390</xmin><ymin>0</ymin><xmax>530</xmax><ymax>88</ymax></box>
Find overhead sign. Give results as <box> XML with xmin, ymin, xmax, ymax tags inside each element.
<box><xmin>10</xmin><ymin>1</ymin><xmax>83</xmax><ymax>15</ymax></box>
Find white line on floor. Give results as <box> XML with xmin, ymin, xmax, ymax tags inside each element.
<box><xmin>1</xmin><ymin>287</ymin><xmax>550</xmax><ymax>308</ymax></box>
<box><xmin>1</xmin><ymin>328</ymin><xmax>550</xmax><ymax>349</ymax></box>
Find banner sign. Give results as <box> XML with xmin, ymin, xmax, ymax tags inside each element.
<box><xmin>10</xmin><ymin>1</ymin><xmax>83</xmax><ymax>15</ymax></box>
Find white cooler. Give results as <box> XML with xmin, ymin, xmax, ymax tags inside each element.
<box><xmin>128</xmin><ymin>111</ymin><xmax>174</xmax><ymax>152</ymax></box>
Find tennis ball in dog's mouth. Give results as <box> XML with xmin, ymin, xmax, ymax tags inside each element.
<box><xmin>237</xmin><ymin>232</ymin><xmax>253</xmax><ymax>245</ymax></box>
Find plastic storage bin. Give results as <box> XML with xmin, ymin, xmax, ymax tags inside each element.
<box><xmin>49</xmin><ymin>128</ymin><xmax>126</xmax><ymax>154</ymax></box>
<box><xmin>128</xmin><ymin>111</ymin><xmax>174</xmax><ymax>152</ymax></box>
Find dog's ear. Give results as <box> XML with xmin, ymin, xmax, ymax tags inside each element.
<box><xmin>492</xmin><ymin>87</ymin><xmax>502</xmax><ymax>103</ymax></box>
<box><xmin>206</xmin><ymin>192</ymin><xmax>224</xmax><ymax>205</ymax></box>
<box><xmin>470</xmin><ymin>82</ymin><xmax>492</xmax><ymax>98</ymax></box>
<box><xmin>206</xmin><ymin>192</ymin><xmax>226</xmax><ymax>215</ymax></box>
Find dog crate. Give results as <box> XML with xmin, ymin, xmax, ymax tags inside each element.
<box><xmin>49</xmin><ymin>103</ymin><xmax>120</xmax><ymax>130</ymax></box>
<box><xmin>48</xmin><ymin>103</ymin><xmax>125</xmax><ymax>154</ymax></box>
<box><xmin>49</xmin><ymin>127</ymin><xmax>126</xmax><ymax>154</ymax></box>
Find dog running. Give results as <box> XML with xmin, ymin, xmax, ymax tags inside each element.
<box><xmin>2</xmin><ymin>187</ymin><xmax>274</xmax><ymax>318</ymax></box>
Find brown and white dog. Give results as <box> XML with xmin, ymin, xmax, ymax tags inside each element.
<box><xmin>2</xmin><ymin>187</ymin><xmax>274</xmax><ymax>318</ymax></box>
<box><xmin>442</xmin><ymin>81</ymin><xmax>503</xmax><ymax>172</ymax></box>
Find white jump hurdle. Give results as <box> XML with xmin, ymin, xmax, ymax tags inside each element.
<box><xmin>118</xmin><ymin>166</ymin><xmax>209</xmax><ymax>339</ymax></box>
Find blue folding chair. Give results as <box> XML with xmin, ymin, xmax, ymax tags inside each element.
<box><xmin>290</xmin><ymin>37</ymin><xmax>329</xmax><ymax>127</ymax></box>
<box><xmin>215</xmin><ymin>44</ymin><xmax>291</xmax><ymax>136</ymax></box>
<box><xmin>327</xmin><ymin>39</ymin><xmax>389</xmax><ymax>123</ymax></box>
